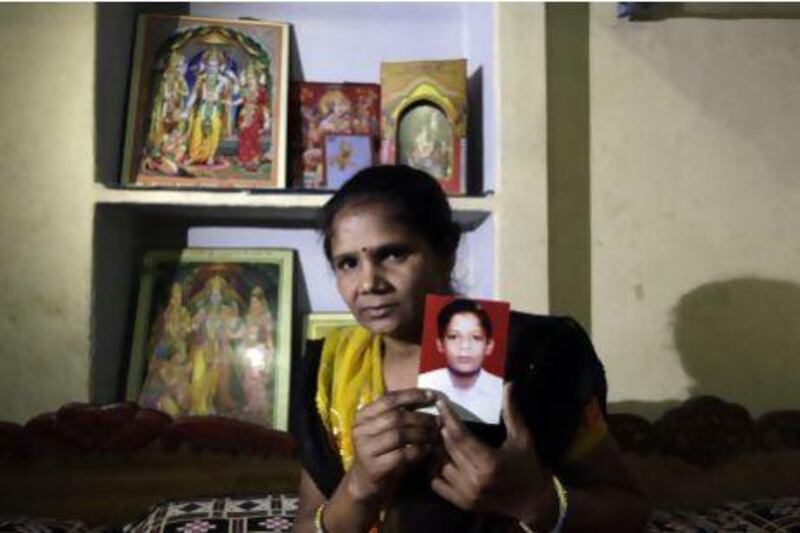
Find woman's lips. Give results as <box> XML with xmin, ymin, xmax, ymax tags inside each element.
<box><xmin>360</xmin><ymin>303</ymin><xmax>397</xmax><ymax>319</ymax></box>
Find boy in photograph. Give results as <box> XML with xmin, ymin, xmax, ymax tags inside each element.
<box><xmin>418</xmin><ymin>298</ymin><xmax>504</xmax><ymax>424</ymax></box>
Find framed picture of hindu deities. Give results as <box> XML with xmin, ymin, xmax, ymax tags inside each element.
<box><xmin>288</xmin><ymin>82</ymin><xmax>380</xmax><ymax>189</ymax></box>
<box><xmin>126</xmin><ymin>248</ymin><xmax>295</xmax><ymax>431</ymax></box>
<box><xmin>121</xmin><ymin>15</ymin><xmax>289</xmax><ymax>190</ymax></box>
<box><xmin>380</xmin><ymin>59</ymin><xmax>468</xmax><ymax>195</ymax></box>
<box><xmin>304</xmin><ymin>312</ymin><xmax>358</xmax><ymax>343</ymax></box>
<box><xmin>322</xmin><ymin>134</ymin><xmax>374</xmax><ymax>190</ymax></box>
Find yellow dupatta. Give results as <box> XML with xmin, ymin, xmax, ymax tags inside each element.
<box><xmin>315</xmin><ymin>326</ymin><xmax>385</xmax><ymax>471</ymax></box>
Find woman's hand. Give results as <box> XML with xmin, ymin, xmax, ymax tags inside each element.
<box><xmin>345</xmin><ymin>388</ymin><xmax>440</xmax><ymax>504</ymax></box>
<box><xmin>431</xmin><ymin>383</ymin><xmax>560</xmax><ymax>529</ymax></box>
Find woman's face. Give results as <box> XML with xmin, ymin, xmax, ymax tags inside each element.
<box><xmin>329</xmin><ymin>202</ymin><xmax>452</xmax><ymax>342</ymax></box>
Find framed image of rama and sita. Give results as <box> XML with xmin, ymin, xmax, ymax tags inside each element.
<box><xmin>126</xmin><ymin>249</ymin><xmax>295</xmax><ymax>431</ymax></box>
<box><xmin>121</xmin><ymin>15</ymin><xmax>289</xmax><ymax>189</ymax></box>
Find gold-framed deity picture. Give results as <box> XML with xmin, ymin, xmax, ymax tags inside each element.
<box><xmin>304</xmin><ymin>312</ymin><xmax>358</xmax><ymax>342</ymax></box>
<box><xmin>380</xmin><ymin>59</ymin><xmax>467</xmax><ymax>195</ymax></box>
<box><xmin>126</xmin><ymin>249</ymin><xmax>295</xmax><ymax>430</ymax></box>
<box><xmin>122</xmin><ymin>15</ymin><xmax>289</xmax><ymax>189</ymax></box>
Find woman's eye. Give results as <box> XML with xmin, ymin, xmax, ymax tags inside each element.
<box><xmin>383</xmin><ymin>247</ymin><xmax>409</xmax><ymax>263</ymax></box>
<box><xmin>335</xmin><ymin>257</ymin><xmax>357</xmax><ymax>271</ymax></box>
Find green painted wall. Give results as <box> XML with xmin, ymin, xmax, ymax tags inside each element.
<box><xmin>590</xmin><ymin>3</ymin><xmax>800</xmax><ymax>418</ymax></box>
<box><xmin>546</xmin><ymin>4</ymin><xmax>592</xmax><ymax>332</ymax></box>
<box><xmin>0</xmin><ymin>4</ymin><xmax>94</xmax><ymax>422</ymax></box>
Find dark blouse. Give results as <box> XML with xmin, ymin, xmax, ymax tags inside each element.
<box><xmin>291</xmin><ymin>312</ymin><xmax>607</xmax><ymax>532</ymax></box>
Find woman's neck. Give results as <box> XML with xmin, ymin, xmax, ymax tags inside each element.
<box><xmin>382</xmin><ymin>335</ymin><xmax>422</xmax><ymax>391</ymax></box>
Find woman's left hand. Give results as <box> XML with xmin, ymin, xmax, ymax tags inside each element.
<box><xmin>430</xmin><ymin>383</ymin><xmax>559</xmax><ymax>527</ymax></box>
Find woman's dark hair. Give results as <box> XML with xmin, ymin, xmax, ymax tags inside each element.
<box><xmin>320</xmin><ymin>165</ymin><xmax>461</xmax><ymax>262</ymax></box>
<box><xmin>437</xmin><ymin>298</ymin><xmax>493</xmax><ymax>340</ymax></box>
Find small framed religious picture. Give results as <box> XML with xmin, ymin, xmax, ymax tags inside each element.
<box><xmin>417</xmin><ymin>294</ymin><xmax>510</xmax><ymax>424</ymax></box>
<box><xmin>380</xmin><ymin>59</ymin><xmax>468</xmax><ymax>195</ymax></box>
<box><xmin>288</xmin><ymin>82</ymin><xmax>380</xmax><ymax>189</ymax></box>
<box><xmin>126</xmin><ymin>248</ymin><xmax>295</xmax><ymax>431</ymax></box>
<box><xmin>304</xmin><ymin>312</ymin><xmax>358</xmax><ymax>342</ymax></box>
<box><xmin>121</xmin><ymin>15</ymin><xmax>289</xmax><ymax>189</ymax></box>
<box><xmin>322</xmin><ymin>134</ymin><xmax>375</xmax><ymax>190</ymax></box>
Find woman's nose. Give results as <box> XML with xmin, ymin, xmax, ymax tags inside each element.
<box><xmin>357</xmin><ymin>261</ymin><xmax>382</xmax><ymax>293</ymax></box>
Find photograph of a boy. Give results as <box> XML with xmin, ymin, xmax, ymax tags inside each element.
<box><xmin>418</xmin><ymin>298</ymin><xmax>507</xmax><ymax>424</ymax></box>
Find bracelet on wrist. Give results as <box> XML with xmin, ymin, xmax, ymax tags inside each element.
<box><xmin>518</xmin><ymin>475</ymin><xmax>569</xmax><ymax>533</ymax></box>
<box><xmin>314</xmin><ymin>501</ymin><xmax>329</xmax><ymax>533</ymax></box>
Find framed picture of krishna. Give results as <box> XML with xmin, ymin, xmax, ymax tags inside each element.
<box><xmin>126</xmin><ymin>249</ymin><xmax>295</xmax><ymax>431</ymax></box>
<box><xmin>121</xmin><ymin>15</ymin><xmax>289</xmax><ymax>189</ymax></box>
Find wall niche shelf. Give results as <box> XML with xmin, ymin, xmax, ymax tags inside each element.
<box><xmin>91</xmin><ymin>2</ymin><xmax>499</xmax><ymax>405</ymax></box>
<box><xmin>93</xmin><ymin>185</ymin><xmax>494</xmax><ymax>230</ymax></box>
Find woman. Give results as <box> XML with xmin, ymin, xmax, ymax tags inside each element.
<box><xmin>237</xmin><ymin>62</ymin><xmax>270</xmax><ymax>172</ymax></box>
<box><xmin>292</xmin><ymin>165</ymin><xmax>650</xmax><ymax>532</ymax></box>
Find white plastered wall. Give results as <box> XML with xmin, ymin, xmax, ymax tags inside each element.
<box><xmin>0</xmin><ymin>4</ymin><xmax>94</xmax><ymax>421</ymax></box>
<box><xmin>591</xmin><ymin>4</ymin><xmax>800</xmax><ymax>417</ymax></box>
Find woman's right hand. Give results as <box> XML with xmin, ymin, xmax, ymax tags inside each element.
<box><xmin>345</xmin><ymin>388</ymin><xmax>440</xmax><ymax>503</ymax></box>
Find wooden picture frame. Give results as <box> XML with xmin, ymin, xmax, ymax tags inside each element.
<box><xmin>322</xmin><ymin>133</ymin><xmax>375</xmax><ymax>190</ymax></box>
<box><xmin>304</xmin><ymin>312</ymin><xmax>357</xmax><ymax>342</ymax></box>
<box><xmin>126</xmin><ymin>248</ymin><xmax>295</xmax><ymax>431</ymax></box>
<box><xmin>122</xmin><ymin>15</ymin><xmax>289</xmax><ymax>189</ymax></box>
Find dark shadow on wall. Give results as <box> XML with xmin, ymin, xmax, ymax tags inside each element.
<box><xmin>671</xmin><ymin>277</ymin><xmax>800</xmax><ymax>418</ymax></box>
<box><xmin>610</xmin><ymin>277</ymin><xmax>800</xmax><ymax>421</ymax></box>
<box><xmin>466</xmin><ymin>67</ymin><xmax>484</xmax><ymax>195</ymax></box>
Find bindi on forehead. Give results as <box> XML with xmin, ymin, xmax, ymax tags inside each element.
<box><xmin>354</xmin><ymin>246</ymin><xmax>381</xmax><ymax>257</ymax></box>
